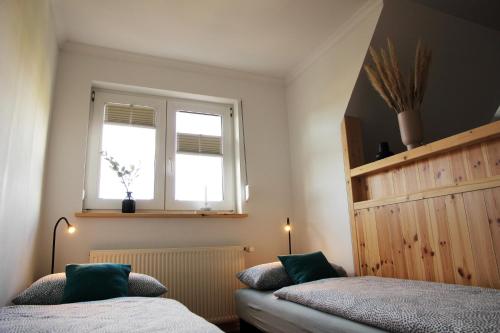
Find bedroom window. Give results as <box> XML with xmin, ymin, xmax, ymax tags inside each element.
<box><xmin>84</xmin><ymin>89</ymin><xmax>236</xmax><ymax>211</ymax></box>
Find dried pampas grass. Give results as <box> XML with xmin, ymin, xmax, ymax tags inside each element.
<box><xmin>364</xmin><ymin>38</ymin><xmax>432</xmax><ymax>114</ymax></box>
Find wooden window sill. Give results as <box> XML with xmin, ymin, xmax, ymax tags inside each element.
<box><xmin>75</xmin><ymin>211</ymin><xmax>248</xmax><ymax>218</ymax></box>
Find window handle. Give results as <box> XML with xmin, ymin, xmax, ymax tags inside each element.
<box><xmin>168</xmin><ymin>158</ymin><xmax>174</xmax><ymax>174</ymax></box>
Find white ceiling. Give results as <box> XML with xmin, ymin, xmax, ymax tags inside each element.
<box><xmin>50</xmin><ymin>0</ymin><xmax>368</xmax><ymax>78</ymax></box>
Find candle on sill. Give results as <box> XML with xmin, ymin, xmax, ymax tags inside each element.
<box><xmin>201</xmin><ymin>185</ymin><xmax>211</xmax><ymax>211</ymax></box>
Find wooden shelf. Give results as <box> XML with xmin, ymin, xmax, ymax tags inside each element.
<box><xmin>350</xmin><ymin>120</ymin><xmax>500</xmax><ymax>177</ymax></box>
<box><xmin>75</xmin><ymin>211</ymin><xmax>248</xmax><ymax>218</ymax></box>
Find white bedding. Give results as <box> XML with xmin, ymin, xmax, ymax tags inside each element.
<box><xmin>0</xmin><ymin>297</ymin><xmax>222</xmax><ymax>333</ymax></box>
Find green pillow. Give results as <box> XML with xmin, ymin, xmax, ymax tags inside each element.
<box><xmin>278</xmin><ymin>251</ymin><xmax>338</xmax><ymax>284</ymax></box>
<box><xmin>62</xmin><ymin>263</ymin><xmax>131</xmax><ymax>303</ymax></box>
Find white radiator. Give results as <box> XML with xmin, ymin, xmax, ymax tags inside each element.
<box><xmin>89</xmin><ymin>246</ymin><xmax>245</xmax><ymax>323</ymax></box>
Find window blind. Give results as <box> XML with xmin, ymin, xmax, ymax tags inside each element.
<box><xmin>104</xmin><ymin>104</ymin><xmax>155</xmax><ymax>128</ymax></box>
<box><xmin>177</xmin><ymin>133</ymin><xmax>222</xmax><ymax>155</ymax></box>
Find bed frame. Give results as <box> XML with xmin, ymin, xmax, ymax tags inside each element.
<box><xmin>341</xmin><ymin>117</ymin><xmax>500</xmax><ymax>289</ymax></box>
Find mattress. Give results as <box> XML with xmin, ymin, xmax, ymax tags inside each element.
<box><xmin>0</xmin><ymin>296</ymin><xmax>222</xmax><ymax>333</ymax></box>
<box><xmin>235</xmin><ymin>288</ymin><xmax>385</xmax><ymax>333</ymax></box>
<box><xmin>275</xmin><ymin>276</ymin><xmax>500</xmax><ymax>333</ymax></box>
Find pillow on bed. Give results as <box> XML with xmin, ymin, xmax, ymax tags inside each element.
<box><xmin>13</xmin><ymin>271</ymin><xmax>167</xmax><ymax>305</ymax></box>
<box><xmin>12</xmin><ymin>273</ymin><xmax>66</xmax><ymax>305</ymax></box>
<box><xmin>236</xmin><ymin>260</ymin><xmax>347</xmax><ymax>290</ymax></box>
<box><xmin>128</xmin><ymin>273</ymin><xmax>167</xmax><ymax>297</ymax></box>
<box><xmin>278</xmin><ymin>251</ymin><xmax>339</xmax><ymax>284</ymax></box>
<box><xmin>62</xmin><ymin>263</ymin><xmax>131</xmax><ymax>303</ymax></box>
<box><xmin>330</xmin><ymin>262</ymin><xmax>348</xmax><ymax>278</ymax></box>
<box><xmin>237</xmin><ymin>262</ymin><xmax>293</xmax><ymax>290</ymax></box>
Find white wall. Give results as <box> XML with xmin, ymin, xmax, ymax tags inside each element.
<box><xmin>37</xmin><ymin>43</ymin><xmax>292</xmax><ymax>277</ymax></box>
<box><xmin>285</xmin><ymin>2</ymin><xmax>382</xmax><ymax>274</ymax></box>
<box><xmin>346</xmin><ymin>0</ymin><xmax>500</xmax><ymax>162</ymax></box>
<box><xmin>0</xmin><ymin>0</ymin><xmax>58</xmax><ymax>305</ymax></box>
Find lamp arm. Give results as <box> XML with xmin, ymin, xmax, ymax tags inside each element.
<box><xmin>287</xmin><ymin>217</ymin><xmax>291</xmax><ymax>255</ymax></box>
<box><xmin>51</xmin><ymin>217</ymin><xmax>70</xmax><ymax>274</ymax></box>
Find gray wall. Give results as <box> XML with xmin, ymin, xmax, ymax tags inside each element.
<box><xmin>0</xmin><ymin>0</ymin><xmax>58</xmax><ymax>305</ymax></box>
<box><xmin>346</xmin><ymin>0</ymin><xmax>500</xmax><ymax>162</ymax></box>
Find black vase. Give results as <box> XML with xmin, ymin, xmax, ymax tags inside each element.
<box><xmin>122</xmin><ymin>192</ymin><xmax>136</xmax><ymax>213</ymax></box>
<box><xmin>375</xmin><ymin>142</ymin><xmax>394</xmax><ymax>160</ymax></box>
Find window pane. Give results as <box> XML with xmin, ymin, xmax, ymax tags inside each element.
<box><xmin>175</xmin><ymin>110</ymin><xmax>224</xmax><ymax>203</ymax></box>
<box><xmin>99</xmin><ymin>124</ymin><xmax>156</xmax><ymax>199</ymax></box>
<box><xmin>176</xmin><ymin>111</ymin><xmax>221</xmax><ymax>136</ymax></box>
<box><xmin>175</xmin><ymin>154</ymin><xmax>223</xmax><ymax>202</ymax></box>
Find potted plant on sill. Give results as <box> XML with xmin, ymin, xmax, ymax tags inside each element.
<box><xmin>364</xmin><ymin>38</ymin><xmax>432</xmax><ymax>150</ymax></box>
<box><xmin>101</xmin><ymin>151</ymin><xmax>139</xmax><ymax>213</ymax></box>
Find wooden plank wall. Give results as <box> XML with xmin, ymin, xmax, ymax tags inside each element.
<box><xmin>342</xmin><ymin>117</ymin><xmax>500</xmax><ymax>289</ymax></box>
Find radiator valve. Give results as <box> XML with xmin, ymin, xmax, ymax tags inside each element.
<box><xmin>243</xmin><ymin>246</ymin><xmax>255</xmax><ymax>253</ymax></box>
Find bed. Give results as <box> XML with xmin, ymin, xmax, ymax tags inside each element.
<box><xmin>0</xmin><ymin>296</ymin><xmax>222</xmax><ymax>333</ymax></box>
<box><xmin>236</xmin><ymin>276</ymin><xmax>500</xmax><ymax>333</ymax></box>
<box><xmin>236</xmin><ymin>288</ymin><xmax>384</xmax><ymax>333</ymax></box>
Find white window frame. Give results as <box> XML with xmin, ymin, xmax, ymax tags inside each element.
<box><xmin>84</xmin><ymin>90</ymin><xmax>237</xmax><ymax>212</ymax></box>
<box><xmin>165</xmin><ymin>99</ymin><xmax>235</xmax><ymax>211</ymax></box>
<box><xmin>84</xmin><ymin>89</ymin><xmax>166</xmax><ymax>210</ymax></box>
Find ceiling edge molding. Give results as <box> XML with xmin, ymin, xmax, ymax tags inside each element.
<box><xmin>285</xmin><ymin>0</ymin><xmax>383</xmax><ymax>85</ymax></box>
<box><xmin>61</xmin><ymin>42</ymin><xmax>285</xmax><ymax>86</ymax></box>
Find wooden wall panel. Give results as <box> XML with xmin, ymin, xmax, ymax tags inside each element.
<box><xmin>417</xmin><ymin>159</ymin><xmax>436</xmax><ymax>190</ymax></box>
<box><xmin>361</xmin><ymin>140</ymin><xmax>499</xmax><ymax>201</ymax></box>
<box><xmin>465</xmin><ymin>144</ymin><xmax>488</xmax><ymax>180</ymax></box>
<box><xmin>463</xmin><ymin>191</ymin><xmax>500</xmax><ymax>288</ymax></box>
<box><xmin>375</xmin><ymin>206</ymin><xmax>395</xmax><ymax>277</ymax></box>
<box><xmin>413</xmin><ymin>200</ymin><xmax>441</xmax><ymax>282</ymax></box>
<box><xmin>483</xmin><ymin>188</ymin><xmax>500</xmax><ymax>276</ymax></box>
<box><xmin>390</xmin><ymin>168</ymin><xmax>406</xmax><ymax>195</ymax></box>
<box><xmin>427</xmin><ymin>197</ymin><xmax>455</xmax><ymax>284</ymax></box>
<box><xmin>485</xmin><ymin>138</ymin><xmax>500</xmax><ymax>176</ymax></box>
<box><xmin>354</xmin><ymin>210</ymin><xmax>368</xmax><ymax>276</ymax></box>
<box><xmin>343</xmin><ymin>119</ymin><xmax>500</xmax><ymax>288</ymax></box>
<box><xmin>449</xmin><ymin>150</ymin><xmax>468</xmax><ymax>183</ymax></box>
<box><xmin>366</xmin><ymin>172</ymin><xmax>394</xmax><ymax>199</ymax></box>
<box><xmin>353</xmin><ymin>189</ymin><xmax>499</xmax><ymax>288</ymax></box>
<box><xmin>399</xmin><ymin>202</ymin><xmax>425</xmax><ymax>281</ymax></box>
<box><xmin>364</xmin><ymin>208</ymin><xmax>382</xmax><ymax>277</ymax></box>
<box><xmin>402</xmin><ymin>163</ymin><xmax>420</xmax><ymax>193</ymax></box>
<box><xmin>341</xmin><ymin>117</ymin><xmax>365</xmax><ymax>276</ymax></box>
<box><xmin>431</xmin><ymin>155</ymin><xmax>454</xmax><ymax>187</ymax></box>
<box><xmin>386</xmin><ymin>205</ymin><xmax>408</xmax><ymax>279</ymax></box>
<box><xmin>444</xmin><ymin>194</ymin><xmax>476</xmax><ymax>285</ymax></box>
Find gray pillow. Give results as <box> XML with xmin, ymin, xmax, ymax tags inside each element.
<box><xmin>128</xmin><ymin>273</ymin><xmax>167</xmax><ymax>297</ymax></box>
<box><xmin>12</xmin><ymin>272</ymin><xmax>167</xmax><ymax>305</ymax></box>
<box><xmin>330</xmin><ymin>263</ymin><xmax>348</xmax><ymax>278</ymax></box>
<box><xmin>236</xmin><ymin>261</ymin><xmax>347</xmax><ymax>290</ymax></box>
<box><xmin>12</xmin><ymin>273</ymin><xmax>66</xmax><ymax>305</ymax></box>
<box><xmin>237</xmin><ymin>262</ymin><xmax>293</xmax><ymax>290</ymax></box>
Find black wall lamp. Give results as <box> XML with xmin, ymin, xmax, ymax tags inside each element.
<box><xmin>284</xmin><ymin>217</ymin><xmax>291</xmax><ymax>255</ymax></box>
<box><xmin>51</xmin><ymin>217</ymin><xmax>76</xmax><ymax>274</ymax></box>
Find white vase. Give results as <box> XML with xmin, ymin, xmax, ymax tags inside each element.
<box><xmin>397</xmin><ymin>109</ymin><xmax>423</xmax><ymax>150</ymax></box>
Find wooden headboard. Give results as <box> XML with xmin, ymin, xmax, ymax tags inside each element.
<box><xmin>341</xmin><ymin>117</ymin><xmax>500</xmax><ymax>289</ymax></box>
